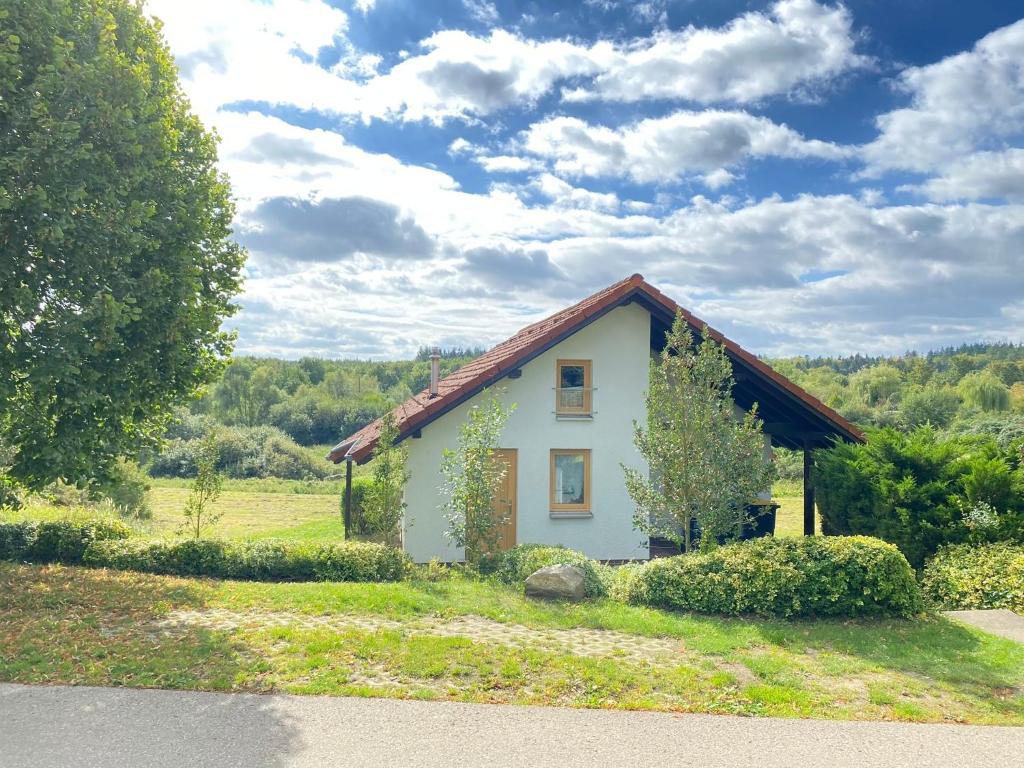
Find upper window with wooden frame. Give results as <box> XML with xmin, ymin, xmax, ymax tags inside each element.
<box><xmin>550</xmin><ymin>449</ymin><xmax>591</xmax><ymax>514</ymax></box>
<box><xmin>555</xmin><ymin>359</ymin><xmax>592</xmax><ymax>416</ymax></box>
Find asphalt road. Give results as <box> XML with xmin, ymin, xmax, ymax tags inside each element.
<box><xmin>1</xmin><ymin>682</ymin><xmax>1021</xmax><ymax>767</ymax></box>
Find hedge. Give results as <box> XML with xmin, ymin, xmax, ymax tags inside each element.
<box><xmin>0</xmin><ymin>519</ymin><xmax>133</xmax><ymax>565</ymax></box>
<box><xmin>921</xmin><ymin>543</ymin><xmax>1024</xmax><ymax>613</ymax></box>
<box><xmin>487</xmin><ymin>544</ymin><xmax>610</xmax><ymax>598</ymax></box>
<box><xmin>624</xmin><ymin>536</ymin><xmax>922</xmax><ymax>618</ymax></box>
<box><xmin>82</xmin><ymin>538</ymin><xmax>410</xmax><ymax>583</ymax></box>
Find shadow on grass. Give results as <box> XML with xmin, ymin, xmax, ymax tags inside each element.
<box><xmin>747</xmin><ymin>612</ymin><xmax>1024</xmax><ymax>711</ymax></box>
<box><xmin>0</xmin><ymin>563</ymin><xmax>308</xmax><ymax>766</ymax></box>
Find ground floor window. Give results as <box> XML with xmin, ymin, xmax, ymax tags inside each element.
<box><xmin>550</xmin><ymin>449</ymin><xmax>591</xmax><ymax>513</ymax></box>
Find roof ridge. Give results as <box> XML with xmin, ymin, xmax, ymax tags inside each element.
<box><xmin>328</xmin><ymin>274</ymin><xmax>862</xmax><ymax>463</ymax></box>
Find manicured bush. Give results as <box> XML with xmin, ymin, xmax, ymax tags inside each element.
<box><xmin>624</xmin><ymin>536</ymin><xmax>922</xmax><ymax>618</ymax></box>
<box><xmin>489</xmin><ymin>544</ymin><xmax>610</xmax><ymax>598</ymax></box>
<box><xmin>921</xmin><ymin>543</ymin><xmax>1024</xmax><ymax>613</ymax></box>
<box><xmin>82</xmin><ymin>537</ymin><xmax>409</xmax><ymax>583</ymax></box>
<box><xmin>0</xmin><ymin>519</ymin><xmax>133</xmax><ymax>565</ymax></box>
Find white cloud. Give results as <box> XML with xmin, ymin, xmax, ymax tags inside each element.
<box><xmin>861</xmin><ymin>19</ymin><xmax>1024</xmax><ymax>180</ymax></box>
<box><xmin>151</xmin><ymin>0</ymin><xmax>867</xmax><ymax>127</ymax></box>
<box><xmin>532</xmin><ymin>174</ymin><xmax>620</xmax><ymax>211</ymax></box>
<box><xmin>462</xmin><ymin>0</ymin><xmax>500</xmax><ymax>26</ymax></box>
<box><xmin>474</xmin><ymin>155</ymin><xmax>546</xmax><ymax>173</ymax></box>
<box><xmin>565</xmin><ymin>0</ymin><xmax>869</xmax><ymax>104</ymax></box>
<box><xmin>355</xmin><ymin>29</ymin><xmax>607</xmax><ymax>123</ymax></box>
<box><xmin>148</xmin><ymin>0</ymin><xmax>356</xmax><ymax>126</ymax></box>
<box><xmin>523</xmin><ymin>110</ymin><xmax>849</xmax><ymax>184</ymax></box>
<box><xmin>915</xmin><ymin>149</ymin><xmax>1024</xmax><ymax>202</ymax></box>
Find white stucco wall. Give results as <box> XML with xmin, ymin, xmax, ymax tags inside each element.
<box><xmin>402</xmin><ymin>303</ymin><xmax>652</xmax><ymax>563</ymax></box>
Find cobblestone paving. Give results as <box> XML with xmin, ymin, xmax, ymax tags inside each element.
<box><xmin>154</xmin><ymin>609</ymin><xmax>684</xmax><ymax>664</ymax></box>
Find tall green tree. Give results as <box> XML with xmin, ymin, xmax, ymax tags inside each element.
<box><xmin>363</xmin><ymin>412</ymin><xmax>409</xmax><ymax>543</ymax></box>
<box><xmin>624</xmin><ymin>314</ymin><xmax>776</xmax><ymax>552</ymax></box>
<box><xmin>0</xmin><ymin>0</ymin><xmax>245</xmax><ymax>496</ymax></box>
<box><xmin>440</xmin><ymin>392</ymin><xmax>515</xmax><ymax>562</ymax></box>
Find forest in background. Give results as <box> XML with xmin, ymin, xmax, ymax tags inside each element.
<box><xmin>149</xmin><ymin>341</ymin><xmax>1024</xmax><ymax>481</ymax></box>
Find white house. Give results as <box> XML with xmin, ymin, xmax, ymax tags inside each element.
<box><xmin>329</xmin><ymin>275</ymin><xmax>862</xmax><ymax>563</ymax></box>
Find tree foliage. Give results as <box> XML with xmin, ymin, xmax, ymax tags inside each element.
<box><xmin>813</xmin><ymin>426</ymin><xmax>1024</xmax><ymax>569</ymax></box>
<box><xmin>180</xmin><ymin>435</ymin><xmax>224</xmax><ymax>539</ymax></box>
<box><xmin>624</xmin><ymin>314</ymin><xmax>776</xmax><ymax>552</ymax></box>
<box><xmin>440</xmin><ymin>392</ymin><xmax>515</xmax><ymax>562</ymax></box>
<box><xmin>0</xmin><ymin>0</ymin><xmax>245</xmax><ymax>494</ymax></box>
<box><xmin>363</xmin><ymin>412</ymin><xmax>409</xmax><ymax>542</ymax></box>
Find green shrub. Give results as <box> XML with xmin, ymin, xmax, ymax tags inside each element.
<box><xmin>921</xmin><ymin>543</ymin><xmax>1024</xmax><ymax>613</ymax></box>
<box><xmin>490</xmin><ymin>544</ymin><xmax>610</xmax><ymax>598</ymax></box>
<box><xmin>149</xmin><ymin>425</ymin><xmax>331</xmax><ymax>481</ymax></box>
<box><xmin>82</xmin><ymin>537</ymin><xmax>409</xmax><ymax>583</ymax></box>
<box><xmin>99</xmin><ymin>459</ymin><xmax>152</xmax><ymax>519</ymax></box>
<box><xmin>624</xmin><ymin>536</ymin><xmax>922</xmax><ymax>618</ymax></box>
<box><xmin>813</xmin><ymin>427</ymin><xmax>1024</xmax><ymax>568</ymax></box>
<box><xmin>0</xmin><ymin>519</ymin><xmax>133</xmax><ymax>565</ymax></box>
<box><xmin>340</xmin><ymin>475</ymin><xmax>373</xmax><ymax>536</ymax></box>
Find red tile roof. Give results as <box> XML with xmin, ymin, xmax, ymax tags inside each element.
<box><xmin>329</xmin><ymin>274</ymin><xmax>863</xmax><ymax>463</ymax></box>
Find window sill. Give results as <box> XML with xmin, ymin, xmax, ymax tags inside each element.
<box><xmin>554</xmin><ymin>413</ymin><xmax>593</xmax><ymax>420</ymax></box>
<box><xmin>549</xmin><ymin>511</ymin><xmax>593</xmax><ymax>519</ymax></box>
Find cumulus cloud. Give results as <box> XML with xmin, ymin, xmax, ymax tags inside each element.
<box><xmin>149</xmin><ymin>0</ymin><xmax>869</xmax><ymax>129</ymax></box>
<box><xmin>566</xmin><ymin>0</ymin><xmax>869</xmax><ymax>104</ymax></box>
<box><xmin>148</xmin><ymin>0</ymin><xmax>357</xmax><ymax>126</ymax></box>
<box><xmin>523</xmin><ymin>110</ymin><xmax>849</xmax><ymax>184</ymax></box>
<box><xmin>356</xmin><ymin>30</ymin><xmax>605</xmax><ymax>123</ymax></box>
<box><xmin>861</xmin><ymin>18</ymin><xmax>1024</xmax><ymax>185</ymax></box>
<box><xmin>461</xmin><ymin>244</ymin><xmax>566</xmax><ymax>288</ymax></box>
<box><xmin>239</xmin><ymin>196</ymin><xmax>435</xmax><ymax>262</ymax></box>
<box><xmin>916</xmin><ymin>149</ymin><xmax>1024</xmax><ymax>202</ymax></box>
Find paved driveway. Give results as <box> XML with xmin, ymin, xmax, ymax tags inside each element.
<box><xmin>1</xmin><ymin>683</ymin><xmax>1021</xmax><ymax>768</ymax></box>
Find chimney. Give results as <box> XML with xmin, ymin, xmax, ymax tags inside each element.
<box><xmin>429</xmin><ymin>347</ymin><xmax>440</xmax><ymax>398</ymax></box>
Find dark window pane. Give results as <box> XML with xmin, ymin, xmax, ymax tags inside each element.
<box><xmin>560</xmin><ymin>365</ymin><xmax>585</xmax><ymax>388</ymax></box>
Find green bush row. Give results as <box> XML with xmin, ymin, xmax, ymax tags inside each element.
<box><xmin>623</xmin><ymin>536</ymin><xmax>922</xmax><ymax>618</ymax></box>
<box><xmin>921</xmin><ymin>543</ymin><xmax>1024</xmax><ymax>613</ymax></box>
<box><xmin>0</xmin><ymin>519</ymin><xmax>133</xmax><ymax>565</ymax></box>
<box><xmin>0</xmin><ymin>519</ymin><xmax>410</xmax><ymax>583</ymax></box>
<box><xmin>149</xmin><ymin>425</ymin><xmax>331</xmax><ymax>480</ymax></box>
<box><xmin>485</xmin><ymin>544</ymin><xmax>610</xmax><ymax>598</ymax></box>
<box><xmin>82</xmin><ymin>538</ymin><xmax>410</xmax><ymax>583</ymax></box>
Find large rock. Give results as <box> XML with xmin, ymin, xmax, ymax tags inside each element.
<box><xmin>524</xmin><ymin>564</ymin><xmax>586</xmax><ymax>601</ymax></box>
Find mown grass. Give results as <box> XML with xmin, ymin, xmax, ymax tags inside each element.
<box><xmin>8</xmin><ymin>484</ymin><xmax>345</xmax><ymax>542</ymax></box>
<box><xmin>2</xmin><ymin>563</ymin><xmax>1021</xmax><ymax>724</ymax></box>
<box><xmin>773</xmin><ymin>479</ymin><xmax>821</xmax><ymax>537</ymax></box>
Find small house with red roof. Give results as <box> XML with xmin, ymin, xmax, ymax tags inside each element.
<box><xmin>330</xmin><ymin>275</ymin><xmax>862</xmax><ymax>563</ymax></box>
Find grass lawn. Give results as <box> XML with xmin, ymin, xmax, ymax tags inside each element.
<box><xmin>773</xmin><ymin>479</ymin><xmax>821</xmax><ymax>537</ymax></box>
<box><xmin>8</xmin><ymin>483</ymin><xmax>345</xmax><ymax>543</ymax></box>
<box><xmin>2</xmin><ymin>563</ymin><xmax>1022</xmax><ymax>724</ymax></box>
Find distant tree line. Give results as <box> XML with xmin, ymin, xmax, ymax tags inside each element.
<box><xmin>767</xmin><ymin>342</ymin><xmax>1024</xmax><ymax>444</ymax></box>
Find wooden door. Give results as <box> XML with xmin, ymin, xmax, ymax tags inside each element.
<box><xmin>490</xmin><ymin>448</ymin><xmax>517</xmax><ymax>552</ymax></box>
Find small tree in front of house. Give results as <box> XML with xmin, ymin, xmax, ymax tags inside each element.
<box><xmin>180</xmin><ymin>435</ymin><xmax>224</xmax><ymax>539</ymax></box>
<box><xmin>440</xmin><ymin>392</ymin><xmax>516</xmax><ymax>562</ymax></box>
<box><xmin>363</xmin><ymin>412</ymin><xmax>409</xmax><ymax>543</ymax></box>
<box><xmin>624</xmin><ymin>313</ymin><xmax>776</xmax><ymax>552</ymax></box>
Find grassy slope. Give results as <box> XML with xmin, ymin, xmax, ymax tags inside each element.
<box><xmin>1</xmin><ymin>563</ymin><xmax>1022</xmax><ymax>724</ymax></box>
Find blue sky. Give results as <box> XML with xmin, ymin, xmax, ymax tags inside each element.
<box><xmin>148</xmin><ymin>0</ymin><xmax>1024</xmax><ymax>359</ymax></box>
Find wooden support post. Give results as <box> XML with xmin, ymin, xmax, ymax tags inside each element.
<box><xmin>803</xmin><ymin>441</ymin><xmax>815</xmax><ymax>536</ymax></box>
<box><xmin>343</xmin><ymin>457</ymin><xmax>353</xmax><ymax>540</ymax></box>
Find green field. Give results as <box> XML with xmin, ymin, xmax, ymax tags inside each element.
<box><xmin>9</xmin><ymin>482</ymin><xmax>345</xmax><ymax>543</ymax></box>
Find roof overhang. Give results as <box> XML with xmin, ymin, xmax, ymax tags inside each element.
<box><xmin>328</xmin><ymin>275</ymin><xmax>863</xmax><ymax>464</ymax></box>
